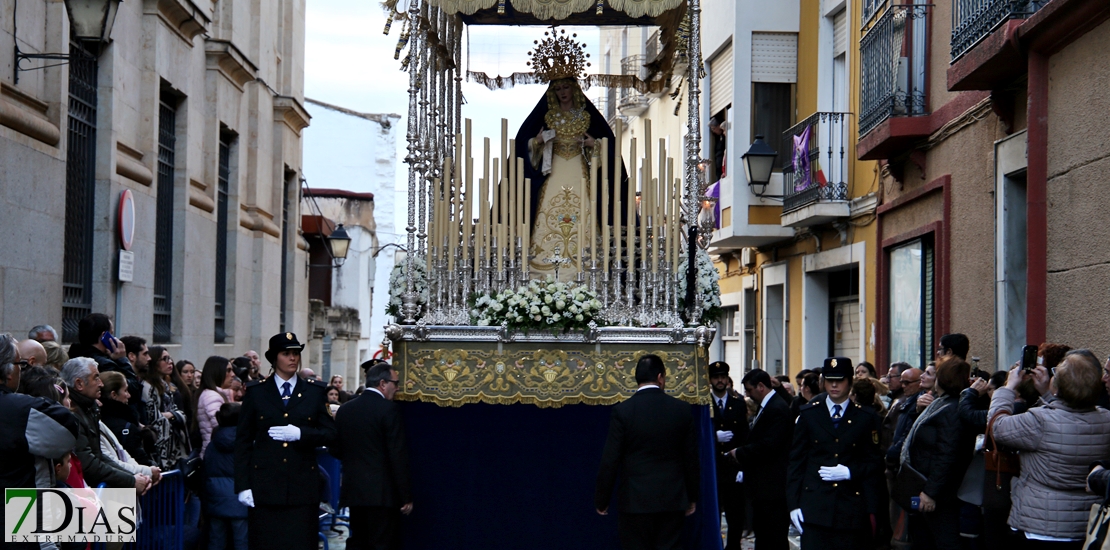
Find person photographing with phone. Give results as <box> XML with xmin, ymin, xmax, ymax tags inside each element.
<box><xmin>988</xmin><ymin>349</ymin><xmax>1110</xmax><ymax>549</ymax></box>
<box><xmin>67</xmin><ymin>313</ymin><xmax>144</xmax><ymax>415</ymax></box>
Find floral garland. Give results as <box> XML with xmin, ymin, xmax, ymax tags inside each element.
<box><xmin>386</xmin><ymin>257</ymin><xmax>429</xmax><ymax>319</ymax></box>
<box><xmin>471</xmin><ymin>276</ymin><xmax>603</xmax><ymax>332</ymax></box>
<box><xmin>677</xmin><ymin>247</ymin><xmax>722</xmax><ymax>324</ymax></box>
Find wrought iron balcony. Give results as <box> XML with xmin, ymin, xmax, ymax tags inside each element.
<box><xmin>951</xmin><ymin>0</ymin><xmax>1049</xmax><ymax>62</ymax></box>
<box><xmin>618</xmin><ymin>54</ymin><xmax>649</xmax><ymax>116</ymax></box>
<box><xmin>782</xmin><ymin>112</ymin><xmax>851</xmax><ymax>220</ymax></box>
<box><xmin>859</xmin><ymin>4</ymin><xmax>931</xmax><ymax>138</ymax></box>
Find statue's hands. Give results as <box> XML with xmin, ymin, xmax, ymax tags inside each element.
<box><xmin>580</xmin><ymin>133</ymin><xmax>596</xmax><ymax>148</ymax></box>
<box><xmin>536</xmin><ymin>129</ymin><xmax>547</xmax><ymax>143</ymax></box>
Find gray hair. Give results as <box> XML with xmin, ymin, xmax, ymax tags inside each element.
<box><xmin>28</xmin><ymin>325</ymin><xmax>58</xmax><ymax>342</ymax></box>
<box><xmin>61</xmin><ymin>357</ymin><xmax>97</xmax><ymax>387</ymax></box>
<box><xmin>0</xmin><ymin>333</ymin><xmax>17</xmax><ymax>384</ymax></box>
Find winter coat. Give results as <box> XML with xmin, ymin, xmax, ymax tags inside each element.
<box><xmin>100</xmin><ymin>398</ymin><xmax>152</xmax><ymax>466</ymax></box>
<box><xmin>989</xmin><ymin>387</ymin><xmax>1110</xmax><ymax>539</ymax></box>
<box><xmin>69</xmin><ymin>390</ymin><xmax>135</xmax><ymax>488</ymax></box>
<box><xmin>0</xmin><ymin>384</ymin><xmax>78</xmax><ymax>500</ymax></box>
<box><xmin>958</xmin><ymin>387</ymin><xmax>990</xmax><ymax>434</ymax></box>
<box><xmin>140</xmin><ymin>380</ymin><xmax>189</xmax><ymax>470</ymax></box>
<box><xmin>203</xmin><ymin>426</ymin><xmax>247</xmax><ymax>519</ymax></box>
<box><xmin>197</xmin><ymin>388</ymin><xmax>229</xmax><ymax>458</ymax></box>
<box><xmin>903</xmin><ymin>393</ymin><xmax>974</xmax><ymax>502</ymax></box>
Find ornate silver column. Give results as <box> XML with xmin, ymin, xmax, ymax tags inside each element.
<box><xmin>401</xmin><ymin>0</ymin><xmax>423</xmax><ymax>324</ymax></box>
<box><xmin>683</xmin><ymin>0</ymin><xmax>705</xmax><ymax>326</ymax></box>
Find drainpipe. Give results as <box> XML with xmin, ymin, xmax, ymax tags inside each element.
<box><xmin>1025</xmin><ymin>50</ymin><xmax>1048</xmax><ymax>345</ymax></box>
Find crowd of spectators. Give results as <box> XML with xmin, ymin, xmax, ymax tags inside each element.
<box><xmin>0</xmin><ymin>313</ymin><xmax>372</xmax><ymax>550</ymax></box>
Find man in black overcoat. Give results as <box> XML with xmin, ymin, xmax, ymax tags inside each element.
<box><xmin>595</xmin><ymin>354</ymin><xmax>700</xmax><ymax>550</ymax></box>
<box><xmin>235</xmin><ymin>332</ymin><xmax>336</xmax><ymax>550</ymax></box>
<box><xmin>727</xmin><ymin>368</ymin><xmax>792</xmax><ymax>550</ymax></box>
<box><xmin>332</xmin><ymin>361</ymin><xmax>412</xmax><ymax>550</ymax></box>
<box><xmin>708</xmin><ymin>361</ymin><xmax>749</xmax><ymax>550</ymax></box>
<box><xmin>787</xmin><ymin>357</ymin><xmax>883</xmax><ymax>550</ymax></box>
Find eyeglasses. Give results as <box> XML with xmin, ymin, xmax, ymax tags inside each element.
<box><xmin>901</xmin><ymin>378</ymin><xmax>921</xmax><ymax>385</ymax></box>
<box><xmin>383</xmin><ymin>379</ymin><xmax>399</xmax><ymax>385</ymax></box>
<box><xmin>13</xmin><ymin>360</ymin><xmax>30</xmax><ymax>371</ymax></box>
<box><xmin>161</xmin><ymin>356</ymin><xmax>173</xmax><ymax>363</ymax></box>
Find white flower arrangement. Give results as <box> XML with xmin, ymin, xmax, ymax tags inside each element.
<box><xmin>677</xmin><ymin>247</ymin><xmax>723</xmax><ymax>323</ymax></box>
<box><xmin>471</xmin><ymin>276</ymin><xmax>603</xmax><ymax>332</ymax></box>
<box><xmin>386</xmin><ymin>256</ymin><xmax>429</xmax><ymax>320</ymax></box>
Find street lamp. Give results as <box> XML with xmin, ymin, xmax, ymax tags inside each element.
<box><xmin>328</xmin><ymin>224</ymin><xmax>351</xmax><ymax>266</ymax></box>
<box><xmin>742</xmin><ymin>135</ymin><xmax>778</xmax><ymax>196</ymax></box>
<box><xmin>66</xmin><ymin>0</ymin><xmax>123</xmax><ymax>44</ymax></box>
<box><xmin>14</xmin><ymin>0</ymin><xmax>122</xmax><ymax>83</ymax></box>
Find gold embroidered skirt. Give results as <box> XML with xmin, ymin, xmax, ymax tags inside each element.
<box><xmin>529</xmin><ymin>154</ymin><xmax>594</xmax><ymax>282</ymax></box>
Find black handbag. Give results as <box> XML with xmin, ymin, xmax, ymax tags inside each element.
<box><xmin>177</xmin><ymin>450</ymin><xmax>203</xmax><ymax>494</ymax></box>
<box><xmin>893</xmin><ymin>462</ymin><xmax>928</xmax><ymax>512</ymax></box>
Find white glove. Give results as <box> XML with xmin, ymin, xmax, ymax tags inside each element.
<box><xmin>818</xmin><ymin>464</ymin><xmax>851</xmax><ymax>482</ymax></box>
<box><xmin>716</xmin><ymin>430</ymin><xmax>734</xmax><ymax>443</ymax></box>
<box><xmin>238</xmin><ymin>490</ymin><xmax>255</xmax><ymax>508</ymax></box>
<box><xmin>268</xmin><ymin>425</ymin><xmax>301</xmax><ymax>442</ymax></box>
<box><xmin>790</xmin><ymin>508</ymin><xmax>804</xmax><ymax>534</ymax></box>
<box><xmin>735</xmin><ymin>471</ymin><xmax>744</xmax><ymax>483</ymax></box>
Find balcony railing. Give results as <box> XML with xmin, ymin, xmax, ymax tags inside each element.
<box><xmin>951</xmin><ymin>0</ymin><xmax>1049</xmax><ymax>61</ymax></box>
<box><xmin>859</xmin><ymin>4</ymin><xmax>930</xmax><ymax>137</ymax></box>
<box><xmin>782</xmin><ymin>112</ymin><xmax>851</xmax><ymax>215</ymax></box>
<box><xmin>618</xmin><ymin>54</ymin><xmax>649</xmax><ymax>116</ymax></box>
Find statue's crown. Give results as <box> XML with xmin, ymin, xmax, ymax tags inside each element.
<box><xmin>527</xmin><ymin>29</ymin><xmax>590</xmax><ymax>83</ymax></box>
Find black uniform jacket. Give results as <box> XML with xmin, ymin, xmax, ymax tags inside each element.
<box><xmin>330</xmin><ymin>391</ymin><xmax>411</xmax><ymax>508</ymax></box>
<box><xmin>712</xmin><ymin>391</ymin><xmax>749</xmax><ymax>486</ymax></box>
<box><xmin>786</xmin><ymin>395</ymin><xmax>883</xmax><ymax>530</ymax></box>
<box><xmin>595</xmin><ymin>388</ymin><xmax>700</xmax><ymax>514</ymax></box>
<box><xmin>235</xmin><ymin>376</ymin><xmax>337</xmax><ymax>507</ymax></box>
<box><xmin>733</xmin><ymin>393</ymin><xmax>793</xmax><ymax>501</ymax></box>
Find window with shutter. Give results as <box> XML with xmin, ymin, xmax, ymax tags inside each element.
<box><xmin>709</xmin><ymin>43</ymin><xmax>734</xmax><ymax>117</ymax></box>
<box><xmin>752</xmin><ymin>32</ymin><xmax>798</xmax><ymax>83</ymax></box>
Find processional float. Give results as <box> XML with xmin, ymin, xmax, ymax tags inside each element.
<box><xmin>378</xmin><ymin>2</ymin><xmax>723</xmax><ymax>549</ymax></box>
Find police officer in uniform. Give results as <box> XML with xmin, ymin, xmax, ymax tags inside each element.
<box><xmin>708</xmin><ymin>361</ymin><xmax>749</xmax><ymax>550</ymax></box>
<box><xmin>235</xmin><ymin>332</ymin><xmax>337</xmax><ymax>550</ymax></box>
<box><xmin>786</xmin><ymin>357</ymin><xmax>882</xmax><ymax>550</ymax></box>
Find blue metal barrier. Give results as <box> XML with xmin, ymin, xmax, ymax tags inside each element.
<box><xmin>317</xmin><ymin>448</ymin><xmax>350</xmax><ymax>534</ymax></box>
<box><xmin>134</xmin><ymin>469</ymin><xmax>185</xmax><ymax>550</ymax></box>
<box><xmin>89</xmin><ymin>473</ymin><xmax>183</xmax><ymax>550</ymax></box>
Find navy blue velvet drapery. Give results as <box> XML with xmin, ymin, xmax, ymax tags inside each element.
<box><xmin>397</xmin><ymin>401</ymin><xmax>722</xmax><ymax>550</ymax></box>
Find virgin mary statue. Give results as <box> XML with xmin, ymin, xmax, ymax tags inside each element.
<box><xmin>514</xmin><ymin>30</ymin><xmax>627</xmax><ymax>281</ymax></box>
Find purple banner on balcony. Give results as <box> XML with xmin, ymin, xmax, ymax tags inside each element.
<box><xmin>792</xmin><ymin>126</ymin><xmax>812</xmax><ymax>192</ymax></box>
<box><xmin>706</xmin><ymin>180</ymin><xmax>720</xmax><ymax>229</ymax></box>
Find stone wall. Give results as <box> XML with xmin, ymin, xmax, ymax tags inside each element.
<box><xmin>0</xmin><ymin>0</ymin><xmax>310</xmax><ymax>362</ymax></box>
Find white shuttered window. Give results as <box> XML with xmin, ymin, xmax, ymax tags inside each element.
<box><xmin>709</xmin><ymin>42</ymin><xmax>733</xmax><ymax>116</ymax></box>
<box><xmin>752</xmin><ymin>32</ymin><xmax>798</xmax><ymax>83</ymax></box>
<box><xmin>833</xmin><ymin>10</ymin><xmax>848</xmax><ymax>58</ymax></box>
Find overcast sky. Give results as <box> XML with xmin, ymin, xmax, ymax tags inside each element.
<box><xmin>304</xmin><ymin>0</ymin><xmax>601</xmax><ymax>225</ymax></box>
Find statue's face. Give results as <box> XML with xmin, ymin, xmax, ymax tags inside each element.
<box><xmin>553</xmin><ymin>80</ymin><xmax>574</xmax><ymax>105</ymax></box>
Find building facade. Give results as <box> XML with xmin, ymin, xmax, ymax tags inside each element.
<box><xmin>862</xmin><ymin>0</ymin><xmax>1110</xmax><ymax>369</ymax></box>
<box><xmin>701</xmin><ymin>0</ymin><xmax>879</xmax><ymax>379</ymax></box>
<box><xmin>0</xmin><ymin>0</ymin><xmax>310</xmax><ymax>361</ymax></box>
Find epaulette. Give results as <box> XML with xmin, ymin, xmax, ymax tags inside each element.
<box><xmin>309</xmin><ymin>378</ymin><xmax>327</xmax><ymax>388</ymax></box>
<box><xmin>247</xmin><ymin>378</ymin><xmax>264</xmax><ymax>388</ymax></box>
<box><xmin>798</xmin><ymin>400</ymin><xmax>820</xmax><ymax>412</ymax></box>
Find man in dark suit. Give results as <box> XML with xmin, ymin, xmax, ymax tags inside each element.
<box><xmin>332</xmin><ymin>361</ymin><xmax>412</xmax><ymax>550</ymax></box>
<box><xmin>235</xmin><ymin>332</ymin><xmax>337</xmax><ymax>550</ymax></box>
<box><xmin>595</xmin><ymin>354</ymin><xmax>700</xmax><ymax>550</ymax></box>
<box><xmin>787</xmin><ymin>357</ymin><xmax>883</xmax><ymax>550</ymax></box>
<box><xmin>726</xmin><ymin>368</ymin><xmax>792</xmax><ymax>550</ymax></box>
<box><xmin>708</xmin><ymin>361</ymin><xmax>749</xmax><ymax>550</ymax></box>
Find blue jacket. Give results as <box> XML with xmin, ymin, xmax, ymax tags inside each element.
<box><xmin>203</xmin><ymin>426</ymin><xmax>247</xmax><ymax>518</ymax></box>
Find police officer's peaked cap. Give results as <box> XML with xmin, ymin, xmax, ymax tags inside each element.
<box><xmin>707</xmin><ymin>361</ymin><xmax>730</xmax><ymax>377</ymax></box>
<box><xmin>821</xmin><ymin>357</ymin><xmax>853</xmax><ymax>380</ymax></box>
<box><xmin>265</xmin><ymin>332</ymin><xmax>306</xmax><ymax>363</ymax></box>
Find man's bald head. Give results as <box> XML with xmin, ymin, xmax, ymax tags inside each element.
<box><xmin>17</xmin><ymin>339</ymin><xmax>47</xmax><ymax>368</ymax></box>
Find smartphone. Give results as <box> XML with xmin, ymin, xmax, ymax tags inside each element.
<box><xmin>910</xmin><ymin>496</ymin><xmax>921</xmax><ymax>511</ymax></box>
<box><xmin>1021</xmin><ymin>345</ymin><xmax>1039</xmax><ymax>372</ymax></box>
<box><xmin>100</xmin><ymin>331</ymin><xmax>116</xmax><ymax>351</ymax></box>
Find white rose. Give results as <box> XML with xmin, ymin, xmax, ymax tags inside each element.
<box><xmin>575</xmin><ymin>314</ymin><xmax>584</xmax><ymax>322</ymax></box>
<box><xmin>575</xmin><ymin>293</ymin><xmax>586</xmax><ymax>302</ymax></box>
<box><xmin>544</xmin><ymin>295</ymin><xmax>553</xmax><ymax>305</ymax></box>
<box><xmin>541</xmin><ymin>306</ymin><xmax>551</xmax><ymax>316</ymax></box>
<box><xmin>478</xmin><ymin>319</ymin><xmax>491</xmax><ymax>326</ymax></box>
<box><xmin>534</xmin><ymin>314</ymin><xmax>543</xmax><ymax>321</ymax></box>
<box><xmin>555</xmin><ymin>300</ymin><xmax>566</xmax><ymax>310</ymax></box>
<box><xmin>530</xmin><ymin>305</ymin><xmax>540</xmax><ymax>315</ymax></box>
<box><xmin>552</xmin><ymin>314</ymin><xmax>561</xmax><ymax>322</ymax></box>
